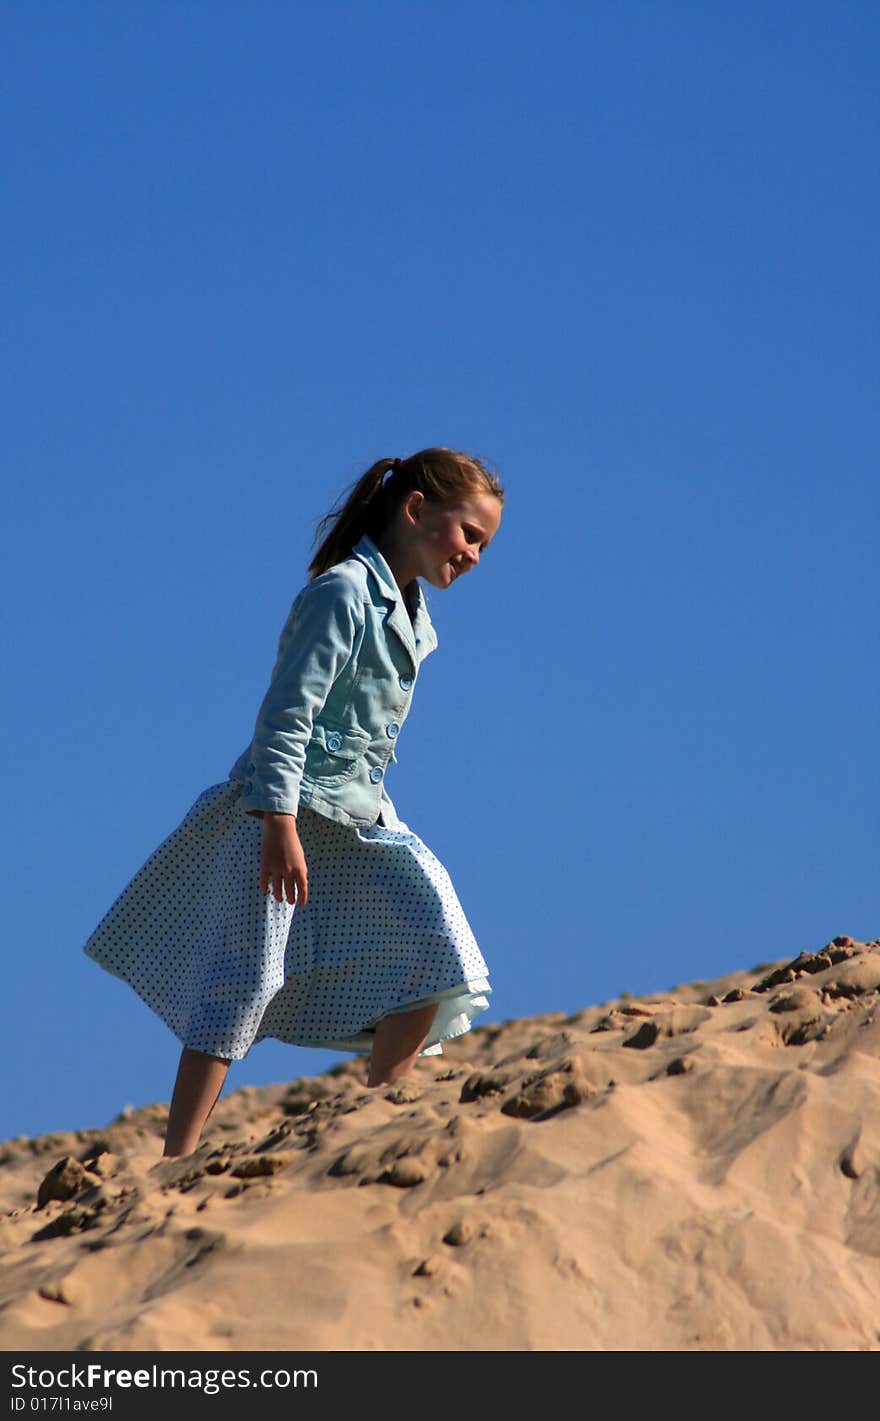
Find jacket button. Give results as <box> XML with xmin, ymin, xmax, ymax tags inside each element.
<box><xmin>399</xmin><ymin>674</ymin><xmax>413</xmax><ymax>691</ymax></box>
<box><xmin>369</xmin><ymin>766</ymin><xmax>383</xmax><ymax>783</ymax></box>
<box><xmin>386</xmin><ymin>722</ymin><xmax>399</xmax><ymax>738</ymax></box>
<box><xmin>326</xmin><ymin>732</ymin><xmax>342</xmax><ymax>751</ymax></box>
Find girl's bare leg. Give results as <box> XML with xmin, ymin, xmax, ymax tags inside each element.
<box><xmin>367</xmin><ymin>1004</ymin><xmax>439</xmax><ymax>1087</ymax></box>
<box><xmin>163</xmin><ymin>1046</ymin><xmax>232</xmax><ymax>1158</ymax></box>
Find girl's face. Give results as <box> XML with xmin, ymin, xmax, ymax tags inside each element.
<box><xmin>405</xmin><ymin>491</ymin><xmax>502</xmax><ymax>590</ymax></box>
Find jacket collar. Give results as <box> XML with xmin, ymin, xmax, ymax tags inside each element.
<box><xmin>351</xmin><ymin>533</ymin><xmax>438</xmax><ymax>667</ymax></box>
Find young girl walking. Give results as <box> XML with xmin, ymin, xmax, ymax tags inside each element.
<box><xmin>83</xmin><ymin>447</ymin><xmax>504</xmax><ymax>1158</ymax></box>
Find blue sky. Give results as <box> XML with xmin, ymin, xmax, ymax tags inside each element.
<box><xmin>4</xmin><ymin>1</ymin><xmax>877</xmax><ymax>1143</ymax></box>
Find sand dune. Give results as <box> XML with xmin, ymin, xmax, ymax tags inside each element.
<box><xmin>2</xmin><ymin>934</ymin><xmax>879</xmax><ymax>1351</ymax></box>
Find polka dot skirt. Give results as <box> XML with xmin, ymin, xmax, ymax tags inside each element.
<box><xmin>82</xmin><ymin>779</ymin><xmax>491</xmax><ymax>1061</ymax></box>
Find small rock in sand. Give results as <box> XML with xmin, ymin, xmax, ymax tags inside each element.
<box><xmin>769</xmin><ymin>987</ymin><xmax>820</xmax><ymax>1014</ymax></box>
<box><xmin>36</xmin><ymin>1158</ymin><xmax>95</xmax><ymax>1209</ymax></box>
<box><xmin>839</xmin><ymin>1139</ymin><xmax>865</xmax><ymax>1180</ymax></box>
<box><xmin>623</xmin><ymin>1021</ymin><xmax>660</xmax><ymax>1050</ymax></box>
<box><xmin>82</xmin><ymin>1151</ymin><xmax>120</xmax><ymax>1179</ymax></box>
<box><xmin>231</xmin><ymin>1156</ymin><xmax>287</xmax><ymax>1179</ymax></box>
<box><xmin>824</xmin><ymin>961</ymin><xmax>880</xmax><ymax>999</ymax></box>
<box><xmin>385</xmin><ymin>1083</ymin><xmax>422</xmax><ymax>1105</ymax></box>
<box><xmin>442</xmin><ymin>1219</ymin><xmax>473</xmax><ymax>1247</ymax></box>
<box><xmin>460</xmin><ymin>1071</ymin><xmax>514</xmax><ymax>1103</ymax></box>
<box><xmin>386</xmin><ymin>1158</ymin><xmax>428</xmax><ymax>1188</ymax></box>
<box><xmin>413</xmin><ymin>1255</ymin><xmax>443</xmax><ymax>1277</ymax></box>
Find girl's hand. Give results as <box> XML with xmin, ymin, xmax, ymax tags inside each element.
<box><xmin>260</xmin><ymin>813</ymin><xmax>308</xmax><ymax>906</ymax></box>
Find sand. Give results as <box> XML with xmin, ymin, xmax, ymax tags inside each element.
<box><xmin>2</xmin><ymin>933</ymin><xmax>879</xmax><ymax>1351</ymax></box>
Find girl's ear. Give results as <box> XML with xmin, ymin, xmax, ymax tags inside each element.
<box><xmin>403</xmin><ymin>489</ymin><xmax>426</xmax><ymax>524</ymax></box>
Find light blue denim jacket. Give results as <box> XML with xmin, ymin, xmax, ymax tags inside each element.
<box><xmin>227</xmin><ymin>534</ymin><xmax>439</xmax><ymax>829</ymax></box>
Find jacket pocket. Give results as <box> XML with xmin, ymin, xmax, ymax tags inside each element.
<box><xmin>304</xmin><ymin>722</ymin><xmax>371</xmax><ymax>785</ymax></box>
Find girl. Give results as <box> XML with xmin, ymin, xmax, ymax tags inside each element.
<box><xmin>83</xmin><ymin>447</ymin><xmax>504</xmax><ymax>1158</ymax></box>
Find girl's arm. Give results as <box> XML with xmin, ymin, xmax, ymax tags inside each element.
<box><xmin>239</xmin><ymin>576</ymin><xmax>364</xmax><ymax>821</ymax></box>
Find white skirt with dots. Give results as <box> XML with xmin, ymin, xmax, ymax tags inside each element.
<box><xmin>82</xmin><ymin>779</ymin><xmax>491</xmax><ymax>1061</ymax></box>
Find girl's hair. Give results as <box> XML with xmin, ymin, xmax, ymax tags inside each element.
<box><xmin>307</xmin><ymin>447</ymin><xmax>504</xmax><ymax>579</ymax></box>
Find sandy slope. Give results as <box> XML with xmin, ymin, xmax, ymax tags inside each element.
<box><xmin>2</xmin><ymin>934</ymin><xmax>879</xmax><ymax>1352</ymax></box>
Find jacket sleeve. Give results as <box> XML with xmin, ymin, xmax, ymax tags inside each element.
<box><xmin>237</xmin><ymin>577</ymin><xmax>364</xmax><ymax>819</ymax></box>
